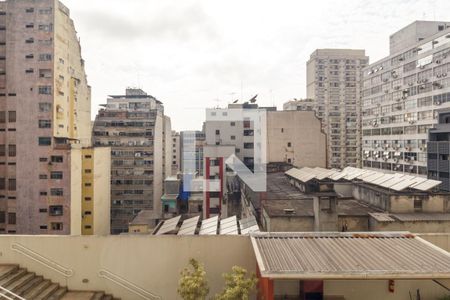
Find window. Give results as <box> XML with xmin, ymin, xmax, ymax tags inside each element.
<box><xmin>215</xmin><ymin>129</ymin><xmax>220</xmax><ymax>135</ymax></box>
<box><xmin>25</xmin><ymin>23</ymin><xmax>34</xmax><ymax>28</ymax></box>
<box><xmin>8</xmin><ymin>213</ymin><xmax>16</xmax><ymax>225</ymax></box>
<box><xmin>39</xmin><ymin>208</ymin><xmax>48</xmax><ymax>213</ymax></box>
<box><xmin>230</xmin><ymin>122</ymin><xmax>235</xmax><ymax>126</ymax></box>
<box><xmin>39</xmin><ymin>8</ymin><xmax>52</xmax><ymax>15</ymax></box>
<box><xmin>39</xmin><ymin>103</ymin><xmax>52</xmax><ymax>112</ymax></box>
<box><xmin>8</xmin><ymin>111</ymin><xmax>15</xmax><ymax>123</ymax></box>
<box><xmin>8</xmin><ymin>145</ymin><xmax>15</xmax><ymax>157</ymax></box>
<box><xmin>414</xmin><ymin>199</ymin><xmax>423</xmax><ymax>211</ymax></box>
<box><xmin>230</xmin><ymin>135</ymin><xmax>235</xmax><ymax>140</ymax></box>
<box><xmin>84</xmin><ymin>183</ymin><xmax>92</xmax><ymax>187</ymax></box>
<box><xmin>0</xmin><ymin>111</ymin><xmax>5</xmax><ymax>123</ymax></box>
<box><xmin>287</xmin><ymin>142</ymin><xmax>292</xmax><ymax>147</ymax></box>
<box><xmin>8</xmin><ymin>179</ymin><xmax>15</xmax><ymax>191</ymax></box>
<box><xmin>38</xmin><ymin>137</ymin><xmax>51</xmax><ymax>146</ymax></box>
<box><xmin>39</xmin><ymin>157</ymin><xmax>47</xmax><ymax>162</ymax></box>
<box><xmin>40</xmin><ymin>225</ymin><xmax>47</xmax><ymax>230</ymax></box>
<box><xmin>50</xmin><ymin>171</ymin><xmax>63</xmax><ymax>179</ymax></box>
<box><xmin>25</xmin><ymin>8</ymin><xmax>34</xmax><ymax>13</ymax></box>
<box><xmin>39</xmin><ymin>191</ymin><xmax>47</xmax><ymax>196</ymax></box>
<box><xmin>50</xmin><ymin>188</ymin><xmax>63</xmax><ymax>196</ymax></box>
<box><xmin>49</xmin><ymin>205</ymin><xmax>63</xmax><ymax>216</ymax></box>
<box><xmin>84</xmin><ymin>155</ymin><xmax>92</xmax><ymax>159</ymax></box>
<box><xmin>39</xmin><ymin>174</ymin><xmax>47</xmax><ymax>179</ymax></box>
<box><xmin>84</xmin><ymin>197</ymin><xmax>92</xmax><ymax>201</ymax></box>
<box><xmin>25</xmin><ymin>68</ymin><xmax>34</xmax><ymax>74</ymax></box>
<box><xmin>51</xmin><ymin>156</ymin><xmax>63</xmax><ymax>163</ymax></box>
<box><xmin>84</xmin><ymin>169</ymin><xmax>91</xmax><ymax>174</ymax></box>
<box><xmin>51</xmin><ymin>222</ymin><xmax>63</xmax><ymax>231</ymax></box>
<box><xmin>84</xmin><ymin>211</ymin><xmax>92</xmax><ymax>215</ymax></box>
<box><xmin>0</xmin><ymin>211</ymin><xmax>4</xmax><ymax>223</ymax></box>
<box><xmin>38</xmin><ymin>54</ymin><xmax>52</xmax><ymax>61</ymax></box>
<box><xmin>38</xmin><ymin>120</ymin><xmax>51</xmax><ymax>128</ymax></box>
<box><xmin>38</xmin><ymin>86</ymin><xmax>51</xmax><ymax>95</ymax></box>
<box><xmin>0</xmin><ymin>178</ymin><xmax>4</xmax><ymax>190</ymax></box>
<box><xmin>25</xmin><ymin>38</ymin><xmax>34</xmax><ymax>44</ymax></box>
<box><xmin>0</xmin><ymin>145</ymin><xmax>5</xmax><ymax>156</ymax></box>
<box><xmin>25</xmin><ymin>54</ymin><xmax>34</xmax><ymax>59</ymax></box>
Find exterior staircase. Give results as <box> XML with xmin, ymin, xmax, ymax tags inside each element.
<box><xmin>0</xmin><ymin>264</ymin><xmax>119</xmax><ymax>300</ymax></box>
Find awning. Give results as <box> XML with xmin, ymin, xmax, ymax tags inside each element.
<box><xmin>251</xmin><ymin>232</ymin><xmax>450</xmax><ymax>280</ymax></box>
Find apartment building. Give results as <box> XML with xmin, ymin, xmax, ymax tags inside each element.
<box><xmin>92</xmin><ymin>88</ymin><xmax>171</xmax><ymax>234</ymax></box>
<box><xmin>362</xmin><ymin>21</ymin><xmax>450</xmax><ymax>176</ymax></box>
<box><xmin>428</xmin><ymin>109</ymin><xmax>450</xmax><ymax>191</ymax></box>
<box><xmin>0</xmin><ymin>0</ymin><xmax>102</xmax><ymax>234</ymax></box>
<box><xmin>306</xmin><ymin>49</ymin><xmax>368</xmax><ymax>169</ymax></box>
<box><xmin>171</xmin><ymin>131</ymin><xmax>180</xmax><ymax>175</ymax></box>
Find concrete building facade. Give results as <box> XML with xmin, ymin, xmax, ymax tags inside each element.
<box><xmin>0</xmin><ymin>0</ymin><xmax>97</xmax><ymax>234</ymax></box>
<box><xmin>306</xmin><ymin>49</ymin><xmax>368</xmax><ymax>169</ymax></box>
<box><xmin>428</xmin><ymin>109</ymin><xmax>450</xmax><ymax>191</ymax></box>
<box><xmin>266</xmin><ymin>110</ymin><xmax>326</xmax><ymax>168</ymax></box>
<box><xmin>92</xmin><ymin>88</ymin><xmax>171</xmax><ymax>234</ymax></box>
<box><xmin>362</xmin><ymin>21</ymin><xmax>450</xmax><ymax>176</ymax></box>
<box><xmin>171</xmin><ymin>131</ymin><xmax>180</xmax><ymax>176</ymax></box>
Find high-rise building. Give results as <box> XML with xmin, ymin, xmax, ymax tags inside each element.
<box><xmin>92</xmin><ymin>88</ymin><xmax>172</xmax><ymax>234</ymax></box>
<box><xmin>306</xmin><ymin>49</ymin><xmax>368</xmax><ymax>169</ymax></box>
<box><xmin>362</xmin><ymin>21</ymin><xmax>450</xmax><ymax>175</ymax></box>
<box><xmin>0</xmin><ymin>0</ymin><xmax>103</xmax><ymax>234</ymax></box>
<box><xmin>171</xmin><ymin>131</ymin><xmax>180</xmax><ymax>175</ymax></box>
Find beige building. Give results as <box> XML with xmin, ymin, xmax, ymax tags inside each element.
<box><xmin>92</xmin><ymin>88</ymin><xmax>172</xmax><ymax>234</ymax></box>
<box><xmin>306</xmin><ymin>49</ymin><xmax>368</xmax><ymax>169</ymax></box>
<box><xmin>267</xmin><ymin>110</ymin><xmax>326</xmax><ymax>168</ymax></box>
<box><xmin>0</xmin><ymin>0</ymin><xmax>109</xmax><ymax>234</ymax></box>
<box><xmin>362</xmin><ymin>21</ymin><xmax>450</xmax><ymax>176</ymax></box>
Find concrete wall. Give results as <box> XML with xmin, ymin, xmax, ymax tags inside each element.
<box><xmin>92</xmin><ymin>147</ymin><xmax>111</xmax><ymax>235</ymax></box>
<box><xmin>371</xmin><ymin>219</ymin><xmax>450</xmax><ymax>233</ymax></box>
<box><xmin>0</xmin><ymin>235</ymin><xmax>256</xmax><ymax>300</ymax></box>
<box><xmin>266</xmin><ymin>110</ymin><xmax>326</xmax><ymax>168</ymax></box>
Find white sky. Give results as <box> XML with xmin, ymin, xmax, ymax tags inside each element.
<box><xmin>63</xmin><ymin>0</ymin><xmax>450</xmax><ymax>131</ymax></box>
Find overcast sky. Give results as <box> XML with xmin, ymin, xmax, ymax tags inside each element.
<box><xmin>63</xmin><ymin>0</ymin><xmax>450</xmax><ymax>131</ymax></box>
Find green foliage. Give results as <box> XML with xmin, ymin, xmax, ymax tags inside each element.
<box><xmin>215</xmin><ymin>266</ymin><xmax>258</xmax><ymax>300</ymax></box>
<box><xmin>178</xmin><ymin>258</ymin><xmax>210</xmax><ymax>300</ymax></box>
<box><xmin>437</xmin><ymin>296</ymin><xmax>450</xmax><ymax>300</ymax></box>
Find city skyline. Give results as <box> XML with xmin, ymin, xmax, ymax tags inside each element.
<box><xmin>63</xmin><ymin>0</ymin><xmax>450</xmax><ymax>131</ymax></box>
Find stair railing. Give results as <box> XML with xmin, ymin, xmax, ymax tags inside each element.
<box><xmin>0</xmin><ymin>285</ymin><xmax>26</xmax><ymax>300</ymax></box>
<box><xmin>11</xmin><ymin>243</ymin><xmax>73</xmax><ymax>277</ymax></box>
<box><xmin>98</xmin><ymin>269</ymin><xmax>161</xmax><ymax>300</ymax></box>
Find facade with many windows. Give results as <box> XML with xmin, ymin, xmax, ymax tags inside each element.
<box><xmin>362</xmin><ymin>21</ymin><xmax>450</xmax><ymax>176</ymax></box>
<box><xmin>0</xmin><ymin>0</ymin><xmax>100</xmax><ymax>234</ymax></box>
<box><xmin>306</xmin><ymin>49</ymin><xmax>368</xmax><ymax>169</ymax></box>
<box><xmin>92</xmin><ymin>88</ymin><xmax>172</xmax><ymax>234</ymax></box>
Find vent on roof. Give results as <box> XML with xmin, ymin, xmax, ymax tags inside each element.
<box><xmin>284</xmin><ymin>208</ymin><xmax>295</xmax><ymax>215</ymax></box>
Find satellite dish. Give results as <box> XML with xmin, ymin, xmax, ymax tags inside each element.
<box><xmin>249</xmin><ymin>94</ymin><xmax>258</xmax><ymax>103</ymax></box>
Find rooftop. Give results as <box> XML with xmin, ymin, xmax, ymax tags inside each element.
<box><xmin>370</xmin><ymin>213</ymin><xmax>450</xmax><ymax>222</ymax></box>
<box><xmin>252</xmin><ymin>232</ymin><xmax>450</xmax><ymax>279</ymax></box>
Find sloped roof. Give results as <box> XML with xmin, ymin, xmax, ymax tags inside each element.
<box><xmin>251</xmin><ymin>232</ymin><xmax>450</xmax><ymax>279</ymax></box>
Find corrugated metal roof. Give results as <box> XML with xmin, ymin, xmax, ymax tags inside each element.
<box><xmin>251</xmin><ymin>232</ymin><xmax>450</xmax><ymax>279</ymax></box>
<box><xmin>285</xmin><ymin>167</ymin><xmax>442</xmax><ymax>192</ymax></box>
<box><xmin>368</xmin><ymin>213</ymin><xmax>396</xmax><ymax>222</ymax></box>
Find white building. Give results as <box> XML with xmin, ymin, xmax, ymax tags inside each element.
<box><xmin>362</xmin><ymin>21</ymin><xmax>450</xmax><ymax>176</ymax></box>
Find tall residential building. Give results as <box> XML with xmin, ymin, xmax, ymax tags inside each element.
<box><xmin>306</xmin><ymin>49</ymin><xmax>368</xmax><ymax>169</ymax></box>
<box><xmin>171</xmin><ymin>131</ymin><xmax>180</xmax><ymax>175</ymax></box>
<box><xmin>428</xmin><ymin>109</ymin><xmax>450</xmax><ymax>191</ymax></box>
<box><xmin>92</xmin><ymin>88</ymin><xmax>172</xmax><ymax>234</ymax></box>
<box><xmin>0</xmin><ymin>0</ymin><xmax>99</xmax><ymax>234</ymax></box>
<box><xmin>362</xmin><ymin>21</ymin><xmax>450</xmax><ymax>176</ymax></box>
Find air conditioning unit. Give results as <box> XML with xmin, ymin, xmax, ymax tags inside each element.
<box><xmin>436</xmin><ymin>101</ymin><xmax>442</xmax><ymax>105</ymax></box>
<box><xmin>443</xmin><ymin>73</ymin><xmax>448</xmax><ymax>77</ymax></box>
<box><xmin>405</xmin><ymin>147</ymin><xmax>411</xmax><ymax>151</ymax></box>
<box><xmin>437</xmin><ymin>74</ymin><xmax>442</xmax><ymax>78</ymax></box>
